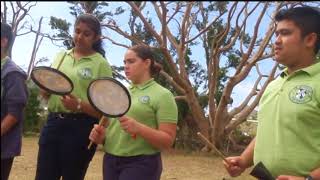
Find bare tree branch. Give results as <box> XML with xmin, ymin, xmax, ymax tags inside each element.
<box><xmin>175</xmin><ymin>96</ymin><xmax>187</xmax><ymax>101</ymax></box>
<box><xmin>1</xmin><ymin>2</ymin><xmax>8</xmax><ymax>23</ymax></box>
<box><xmin>166</xmin><ymin>2</ymin><xmax>181</xmax><ymax>24</ymax></box>
<box><xmin>27</xmin><ymin>16</ymin><xmax>43</xmax><ymax>79</ymax></box>
<box><xmin>186</xmin><ymin>10</ymin><xmax>225</xmax><ymax>44</ymax></box>
<box><xmin>16</xmin><ymin>29</ymin><xmax>32</xmax><ymax>36</ymax></box>
<box><xmin>160</xmin><ymin>1</ymin><xmax>168</xmax><ymax>49</ymax></box>
<box><xmin>160</xmin><ymin>70</ymin><xmax>186</xmax><ymax>94</ymax></box>
<box><xmin>102</xmin><ymin>20</ymin><xmax>146</xmax><ymax>45</ymax></box>
<box><xmin>245</xmin><ymin>3</ymin><xmax>269</xmax><ymax>59</ymax></box>
<box><xmin>102</xmin><ymin>35</ymin><xmax>129</xmax><ymax>49</ymax></box>
<box><xmin>225</xmin><ymin>62</ymin><xmax>278</xmax><ymax>133</ymax></box>
<box><xmin>151</xmin><ymin>2</ymin><xmax>179</xmax><ymax>49</ymax></box>
<box><xmin>127</xmin><ymin>1</ymin><xmax>163</xmax><ymax>44</ymax></box>
<box><xmin>178</xmin><ymin>2</ymin><xmax>194</xmax><ymax>79</ymax></box>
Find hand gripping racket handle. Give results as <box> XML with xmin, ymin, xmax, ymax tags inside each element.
<box><xmin>88</xmin><ymin>116</ymin><xmax>108</xmax><ymax>149</ymax></box>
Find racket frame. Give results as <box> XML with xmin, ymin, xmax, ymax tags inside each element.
<box><xmin>31</xmin><ymin>66</ymin><xmax>74</xmax><ymax>96</ymax></box>
<box><xmin>87</xmin><ymin>77</ymin><xmax>131</xmax><ymax>118</ymax></box>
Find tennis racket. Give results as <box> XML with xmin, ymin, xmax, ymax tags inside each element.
<box><xmin>31</xmin><ymin>53</ymin><xmax>72</xmax><ymax>95</ymax></box>
<box><xmin>87</xmin><ymin>77</ymin><xmax>132</xmax><ymax>149</ymax></box>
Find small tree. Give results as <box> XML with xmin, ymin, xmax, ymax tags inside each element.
<box><xmin>24</xmin><ymin>80</ymin><xmax>46</xmax><ymax>134</ymax></box>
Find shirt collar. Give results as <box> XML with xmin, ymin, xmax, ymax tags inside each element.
<box><xmin>280</xmin><ymin>60</ymin><xmax>320</xmax><ymax>78</ymax></box>
<box><xmin>129</xmin><ymin>78</ymin><xmax>155</xmax><ymax>90</ymax></box>
<box><xmin>301</xmin><ymin>60</ymin><xmax>320</xmax><ymax>77</ymax></box>
<box><xmin>66</xmin><ymin>48</ymin><xmax>100</xmax><ymax>60</ymax></box>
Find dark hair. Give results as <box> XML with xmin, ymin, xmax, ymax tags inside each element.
<box><xmin>73</xmin><ymin>13</ymin><xmax>105</xmax><ymax>57</ymax></box>
<box><xmin>275</xmin><ymin>6</ymin><xmax>320</xmax><ymax>54</ymax></box>
<box><xmin>1</xmin><ymin>22</ymin><xmax>13</xmax><ymax>51</ymax></box>
<box><xmin>129</xmin><ymin>45</ymin><xmax>162</xmax><ymax>76</ymax></box>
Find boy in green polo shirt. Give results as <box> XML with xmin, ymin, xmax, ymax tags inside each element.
<box><xmin>89</xmin><ymin>45</ymin><xmax>178</xmax><ymax>180</ymax></box>
<box><xmin>224</xmin><ymin>6</ymin><xmax>320</xmax><ymax>180</ymax></box>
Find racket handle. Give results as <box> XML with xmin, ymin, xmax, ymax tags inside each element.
<box><xmin>196</xmin><ymin>132</ymin><xmax>230</xmax><ymax>165</ymax></box>
<box><xmin>87</xmin><ymin>141</ymin><xmax>94</xmax><ymax>149</ymax></box>
<box><xmin>88</xmin><ymin>116</ymin><xmax>108</xmax><ymax>149</ymax></box>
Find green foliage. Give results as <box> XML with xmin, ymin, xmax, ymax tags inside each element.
<box><xmin>49</xmin><ymin>17</ymin><xmax>72</xmax><ymax>48</ymax></box>
<box><xmin>24</xmin><ymin>81</ymin><xmax>46</xmax><ymax>134</ymax></box>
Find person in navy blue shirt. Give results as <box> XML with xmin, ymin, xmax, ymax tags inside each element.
<box><xmin>1</xmin><ymin>22</ymin><xmax>29</xmax><ymax>180</ymax></box>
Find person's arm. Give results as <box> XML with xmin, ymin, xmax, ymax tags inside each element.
<box><xmin>223</xmin><ymin>137</ymin><xmax>255</xmax><ymax>177</ymax></box>
<box><xmin>1</xmin><ymin>72</ymin><xmax>28</xmax><ymax>136</ymax></box>
<box><xmin>89</xmin><ymin>124</ymin><xmax>106</xmax><ymax>145</ymax></box>
<box><xmin>60</xmin><ymin>94</ymin><xmax>102</xmax><ymax>119</ymax></box>
<box><xmin>1</xmin><ymin>114</ymin><xmax>18</xmax><ymax>136</ymax></box>
<box><xmin>239</xmin><ymin>137</ymin><xmax>255</xmax><ymax>167</ymax></box>
<box><xmin>119</xmin><ymin>116</ymin><xmax>176</xmax><ymax>150</ymax></box>
<box><xmin>276</xmin><ymin>167</ymin><xmax>320</xmax><ymax>180</ymax></box>
<box><xmin>78</xmin><ymin>99</ymin><xmax>102</xmax><ymax>119</ymax></box>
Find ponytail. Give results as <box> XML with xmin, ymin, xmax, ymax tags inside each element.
<box><xmin>150</xmin><ymin>61</ymin><xmax>162</xmax><ymax>76</ymax></box>
<box><xmin>129</xmin><ymin>45</ymin><xmax>163</xmax><ymax>76</ymax></box>
<box><xmin>93</xmin><ymin>39</ymin><xmax>105</xmax><ymax>58</ymax></box>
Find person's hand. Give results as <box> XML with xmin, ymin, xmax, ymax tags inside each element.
<box><xmin>119</xmin><ymin>116</ymin><xmax>140</xmax><ymax>135</ymax></box>
<box><xmin>223</xmin><ymin>156</ymin><xmax>248</xmax><ymax>177</ymax></box>
<box><xmin>89</xmin><ymin>124</ymin><xmax>106</xmax><ymax>145</ymax></box>
<box><xmin>276</xmin><ymin>175</ymin><xmax>305</xmax><ymax>180</ymax></box>
<box><xmin>61</xmin><ymin>94</ymin><xmax>79</xmax><ymax>112</ymax></box>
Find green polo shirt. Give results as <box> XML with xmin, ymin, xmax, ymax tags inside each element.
<box><xmin>254</xmin><ymin>61</ymin><xmax>320</xmax><ymax>177</ymax></box>
<box><xmin>104</xmin><ymin>78</ymin><xmax>178</xmax><ymax>156</ymax></box>
<box><xmin>47</xmin><ymin>49</ymin><xmax>113</xmax><ymax>112</ymax></box>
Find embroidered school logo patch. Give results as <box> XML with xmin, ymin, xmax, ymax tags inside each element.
<box><xmin>289</xmin><ymin>85</ymin><xmax>313</xmax><ymax>104</ymax></box>
<box><xmin>78</xmin><ymin>68</ymin><xmax>92</xmax><ymax>79</ymax></box>
<box><xmin>139</xmin><ymin>96</ymin><xmax>150</xmax><ymax>104</ymax></box>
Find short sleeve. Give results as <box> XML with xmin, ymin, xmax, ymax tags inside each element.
<box><xmin>51</xmin><ymin>51</ymin><xmax>67</xmax><ymax>68</ymax></box>
<box><xmin>98</xmin><ymin>58</ymin><xmax>113</xmax><ymax>78</ymax></box>
<box><xmin>4</xmin><ymin>72</ymin><xmax>28</xmax><ymax>120</ymax></box>
<box><xmin>156</xmin><ymin>90</ymin><xmax>178</xmax><ymax>124</ymax></box>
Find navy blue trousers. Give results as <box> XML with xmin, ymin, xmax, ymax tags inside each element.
<box><xmin>35</xmin><ymin>113</ymin><xmax>98</xmax><ymax>180</ymax></box>
<box><xmin>103</xmin><ymin>152</ymin><xmax>162</xmax><ymax>180</ymax></box>
<box><xmin>1</xmin><ymin>157</ymin><xmax>14</xmax><ymax>180</ymax></box>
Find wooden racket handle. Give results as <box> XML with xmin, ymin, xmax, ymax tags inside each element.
<box><xmin>197</xmin><ymin>132</ymin><xmax>230</xmax><ymax>165</ymax></box>
<box><xmin>56</xmin><ymin>52</ymin><xmax>67</xmax><ymax>70</ymax></box>
<box><xmin>88</xmin><ymin>116</ymin><xmax>108</xmax><ymax>149</ymax></box>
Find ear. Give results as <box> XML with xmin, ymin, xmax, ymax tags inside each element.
<box><xmin>304</xmin><ymin>32</ymin><xmax>317</xmax><ymax>49</ymax></box>
<box><xmin>144</xmin><ymin>58</ymin><xmax>151</xmax><ymax>68</ymax></box>
<box><xmin>94</xmin><ymin>35</ymin><xmax>101</xmax><ymax>43</ymax></box>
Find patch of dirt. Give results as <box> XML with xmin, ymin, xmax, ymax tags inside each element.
<box><xmin>9</xmin><ymin>137</ymin><xmax>255</xmax><ymax>180</ymax></box>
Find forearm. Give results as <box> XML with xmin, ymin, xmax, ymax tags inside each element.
<box><xmin>1</xmin><ymin>114</ymin><xmax>18</xmax><ymax>136</ymax></box>
<box><xmin>240</xmin><ymin>137</ymin><xmax>256</xmax><ymax>167</ymax></box>
<box><xmin>137</xmin><ymin>123</ymin><xmax>176</xmax><ymax>151</ymax></box>
<box><xmin>79</xmin><ymin>100</ymin><xmax>102</xmax><ymax>119</ymax></box>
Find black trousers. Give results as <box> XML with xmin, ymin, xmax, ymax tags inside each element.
<box><xmin>103</xmin><ymin>152</ymin><xmax>162</xmax><ymax>180</ymax></box>
<box><xmin>1</xmin><ymin>157</ymin><xmax>14</xmax><ymax>180</ymax></box>
<box><xmin>35</xmin><ymin>113</ymin><xmax>98</xmax><ymax>180</ymax></box>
